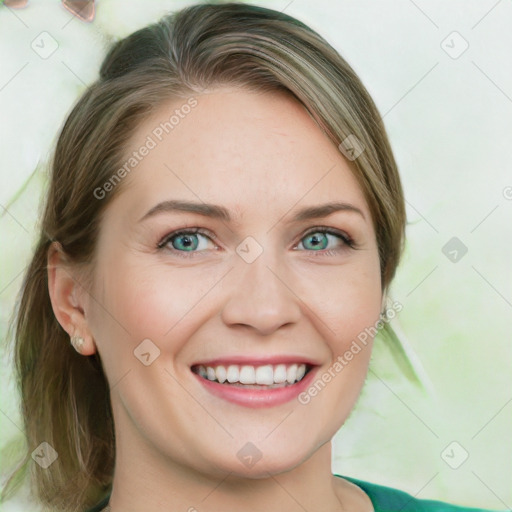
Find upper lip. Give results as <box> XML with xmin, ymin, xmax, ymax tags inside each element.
<box><xmin>190</xmin><ymin>355</ymin><xmax>321</xmax><ymax>367</ymax></box>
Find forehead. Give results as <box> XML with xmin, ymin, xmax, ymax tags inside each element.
<box><xmin>106</xmin><ymin>87</ymin><xmax>369</xmax><ymax>224</ymax></box>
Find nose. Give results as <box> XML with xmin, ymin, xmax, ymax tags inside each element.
<box><xmin>220</xmin><ymin>247</ymin><xmax>302</xmax><ymax>336</ymax></box>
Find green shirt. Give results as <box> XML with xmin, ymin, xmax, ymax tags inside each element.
<box><xmin>85</xmin><ymin>473</ymin><xmax>501</xmax><ymax>511</ymax></box>
<box><xmin>339</xmin><ymin>474</ymin><xmax>500</xmax><ymax>511</ymax></box>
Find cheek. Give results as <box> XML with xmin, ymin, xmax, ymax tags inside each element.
<box><xmin>298</xmin><ymin>255</ymin><xmax>382</xmax><ymax>347</ymax></box>
<box><xmin>296</xmin><ymin>261</ymin><xmax>381</xmax><ymax>427</ymax></box>
<box><xmin>90</xmin><ymin>255</ymin><xmax>220</xmax><ymax>351</ymax></box>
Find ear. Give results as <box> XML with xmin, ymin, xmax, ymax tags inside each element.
<box><xmin>47</xmin><ymin>241</ymin><xmax>97</xmax><ymax>356</ymax></box>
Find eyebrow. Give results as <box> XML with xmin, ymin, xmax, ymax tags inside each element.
<box><xmin>138</xmin><ymin>199</ymin><xmax>366</xmax><ymax>224</ymax></box>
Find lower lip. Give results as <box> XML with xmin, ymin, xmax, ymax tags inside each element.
<box><xmin>192</xmin><ymin>367</ymin><xmax>318</xmax><ymax>408</ymax></box>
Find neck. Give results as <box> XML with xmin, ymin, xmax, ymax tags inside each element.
<box><xmin>107</xmin><ymin>422</ymin><xmax>365</xmax><ymax>512</ymax></box>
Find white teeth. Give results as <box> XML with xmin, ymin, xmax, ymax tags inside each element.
<box><xmin>286</xmin><ymin>364</ymin><xmax>298</xmax><ymax>384</ymax></box>
<box><xmin>273</xmin><ymin>364</ymin><xmax>287</xmax><ymax>383</ymax></box>
<box><xmin>255</xmin><ymin>365</ymin><xmax>274</xmax><ymax>385</ymax></box>
<box><xmin>226</xmin><ymin>365</ymin><xmax>239</xmax><ymax>383</ymax></box>
<box><xmin>215</xmin><ymin>365</ymin><xmax>227</xmax><ymax>383</ymax></box>
<box><xmin>239</xmin><ymin>365</ymin><xmax>256</xmax><ymax>384</ymax></box>
<box><xmin>195</xmin><ymin>363</ymin><xmax>308</xmax><ymax>386</ymax></box>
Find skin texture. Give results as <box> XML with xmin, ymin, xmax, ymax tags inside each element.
<box><xmin>48</xmin><ymin>87</ymin><xmax>382</xmax><ymax>511</ymax></box>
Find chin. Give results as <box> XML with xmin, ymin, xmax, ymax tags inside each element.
<box><xmin>205</xmin><ymin>443</ymin><xmax>312</xmax><ymax>480</ymax></box>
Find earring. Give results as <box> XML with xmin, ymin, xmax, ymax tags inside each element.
<box><xmin>70</xmin><ymin>334</ymin><xmax>85</xmax><ymax>353</ymax></box>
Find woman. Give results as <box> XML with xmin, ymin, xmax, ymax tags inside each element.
<box><xmin>2</xmin><ymin>3</ymin><xmax>501</xmax><ymax>511</ymax></box>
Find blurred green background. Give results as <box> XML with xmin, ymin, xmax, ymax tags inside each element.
<box><xmin>1</xmin><ymin>0</ymin><xmax>511</xmax><ymax>510</ymax></box>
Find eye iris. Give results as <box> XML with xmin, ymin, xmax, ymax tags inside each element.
<box><xmin>173</xmin><ymin>234</ymin><xmax>198</xmax><ymax>251</ymax></box>
<box><xmin>304</xmin><ymin>233</ymin><xmax>328</xmax><ymax>250</ymax></box>
<box><xmin>168</xmin><ymin>231</ymin><xmax>337</xmax><ymax>253</ymax></box>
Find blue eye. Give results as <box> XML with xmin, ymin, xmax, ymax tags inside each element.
<box><xmin>157</xmin><ymin>227</ymin><xmax>354</xmax><ymax>259</ymax></box>
<box><xmin>157</xmin><ymin>228</ymin><xmax>215</xmax><ymax>256</ymax></box>
<box><xmin>296</xmin><ymin>228</ymin><xmax>354</xmax><ymax>256</ymax></box>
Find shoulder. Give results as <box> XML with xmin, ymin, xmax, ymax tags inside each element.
<box><xmin>334</xmin><ymin>474</ymin><xmax>500</xmax><ymax>512</ymax></box>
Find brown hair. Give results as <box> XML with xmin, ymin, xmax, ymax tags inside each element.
<box><xmin>2</xmin><ymin>3</ymin><xmax>405</xmax><ymax>511</ymax></box>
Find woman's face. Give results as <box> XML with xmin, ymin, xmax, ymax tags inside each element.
<box><xmin>85</xmin><ymin>87</ymin><xmax>382</xmax><ymax>478</ymax></box>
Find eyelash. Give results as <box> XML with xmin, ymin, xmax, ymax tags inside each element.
<box><xmin>156</xmin><ymin>226</ymin><xmax>356</xmax><ymax>259</ymax></box>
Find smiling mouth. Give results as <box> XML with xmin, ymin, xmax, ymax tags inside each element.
<box><xmin>191</xmin><ymin>363</ymin><xmax>313</xmax><ymax>389</ymax></box>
